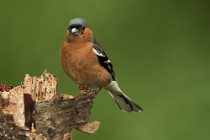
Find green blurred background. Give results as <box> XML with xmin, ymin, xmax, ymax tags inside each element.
<box><xmin>0</xmin><ymin>0</ymin><xmax>210</xmax><ymax>139</ymax></box>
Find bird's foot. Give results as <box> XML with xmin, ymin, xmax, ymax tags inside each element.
<box><xmin>79</xmin><ymin>86</ymin><xmax>102</xmax><ymax>94</ymax></box>
<box><xmin>88</xmin><ymin>87</ymin><xmax>102</xmax><ymax>94</ymax></box>
<box><xmin>79</xmin><ymin>85</ymin><xmax>89</xmax><ymax>94</ymax></box>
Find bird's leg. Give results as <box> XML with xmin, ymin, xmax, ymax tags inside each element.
<box><xmin>87</xmin><ymin>87</ymin><xmax>102</xmax><ymax>94</ymax></box>
<box><xmin>95</xmin><ymin>87</ymin><xmax>102</xmax><ymax>94</ymax></box>
<box><xmin>79</xmin><ymin>85</ymin><xmax>89</xmax><ymax>94</ymax></box>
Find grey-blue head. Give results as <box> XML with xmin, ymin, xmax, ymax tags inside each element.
<box><xmin>68</xmin><ymin>18</ymin><xmax>88</xmax><ymax>35</ymax></box>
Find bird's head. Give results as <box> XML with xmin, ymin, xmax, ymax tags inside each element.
<box><xmin>66</xmin><ymin>18</ymin><xmax>92</xmax><ymax>43</ymax></box>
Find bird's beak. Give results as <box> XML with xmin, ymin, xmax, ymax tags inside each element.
<box><xmin>71</xmin><ymin>28</ymin><xmax>80</xmax><ymax>35</ymax></box>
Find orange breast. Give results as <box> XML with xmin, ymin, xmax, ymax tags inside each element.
<box><xmin>61</xmin><ymin>42</ymin><xmax>111</xmax><ymax>87</ymax></box>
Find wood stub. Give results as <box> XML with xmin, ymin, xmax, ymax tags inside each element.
<box><xmin>0</xmin><ymin>71</ymin><xmax>99</xmax><ymax>140</ymax></box>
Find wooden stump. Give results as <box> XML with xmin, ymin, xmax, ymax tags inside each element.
<box><xmin>0</xmin><ymin>71</ymin><xmax>100</xmax><ymax>140</ymax></box>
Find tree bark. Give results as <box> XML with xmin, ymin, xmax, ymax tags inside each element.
<box><xmin>0</xmin><ymin>71</ymin><xmax>100</xmax><ymax>140</ymax></box>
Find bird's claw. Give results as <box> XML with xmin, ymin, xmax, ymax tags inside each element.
<box><xmin>79</xmin><ymin>85</ymin><xmax>89</xmax><ymax>94</ymax></box>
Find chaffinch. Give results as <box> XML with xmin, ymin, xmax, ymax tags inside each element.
<box><xmin>61</xmin><ymin>18</ymin><xmax>143</xmax><ymax>112</ymax></box>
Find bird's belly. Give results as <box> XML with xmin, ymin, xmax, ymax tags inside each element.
<box><xmin>61</xmin><ymin>44</ymin><xmax>112</xmax><ymax>87</ymax></box>
<box><xmin>70</xmin><ymin>61</ymin><xmax>111</xmax><ymax>87</ymax></box>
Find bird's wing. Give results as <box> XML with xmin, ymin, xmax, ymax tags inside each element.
<box><xmin>92</xmin><ymin>40</ymin><xmax>116</xmax><ymax>81</ymax></box>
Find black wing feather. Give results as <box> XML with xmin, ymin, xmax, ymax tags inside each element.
<box><xmin>92</xmin><ymin>41</ymin><xmax>116</xmax><ymax>81</ymax></box>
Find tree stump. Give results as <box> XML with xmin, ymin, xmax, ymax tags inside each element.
<box><xmin>0</xmin><ymin>71</ymin><xmax>100</xmax><ymax>140</ymax></box>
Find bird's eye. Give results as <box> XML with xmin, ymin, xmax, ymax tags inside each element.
<box><xmin>81</xmin><ymin>26</ymin><xmax>85</xmax><ymax>30</ymax></box>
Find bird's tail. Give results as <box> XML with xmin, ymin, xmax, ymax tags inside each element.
<box><xmin>104</xmin><ymin>81</ymin><xmax>143</xmax><ymax>112</ymax></box>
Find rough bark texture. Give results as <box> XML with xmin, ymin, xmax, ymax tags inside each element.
<box><xmin>0</xmin><ymin>71</ymin><xmax>100</xmax><ymax>140</ymax></box>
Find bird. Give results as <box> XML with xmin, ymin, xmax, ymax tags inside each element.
<box><xmin>61</xmin><ymin>18</ymin><xmax>143</xmax><ymax>112</ymax></box>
